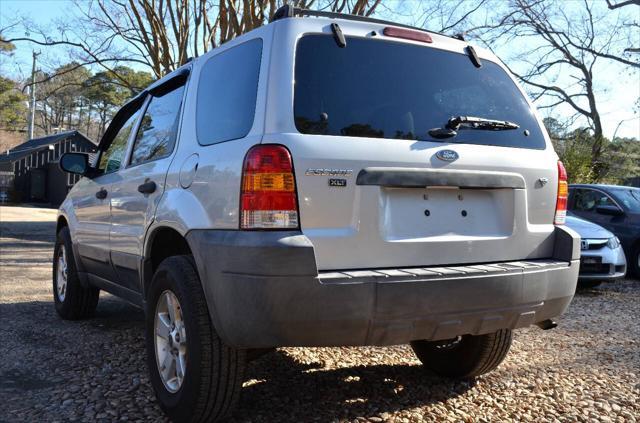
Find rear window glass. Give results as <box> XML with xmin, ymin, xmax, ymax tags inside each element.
<box><xmin>197</xmin><ymin>38</ymin><xmax>262</xmax><ymax>145</ymax></box>
<box><xmin>294</xmin><ymin>35</ymin><xmax>545</xmax><ymax>149</ymax></box>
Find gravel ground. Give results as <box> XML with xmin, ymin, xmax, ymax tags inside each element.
<box><xmin>1</xmin><ymin>205</ymin><xmax>638</xmax><ymax>422</ymax></box>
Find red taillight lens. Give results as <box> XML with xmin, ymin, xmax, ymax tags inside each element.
<box><xmin>383</xmin><ymin>27</ymin><xmax>433</xmax><ymax>43</ymax></box>
<box><xmin>240</xmin><ymin>145</ymin><xmax>299</xmax><ymax>229</ymax></box>
<box><xmin>554</xmin><ymin>161</ymin><xmax>568</xmax><ymax>225</ymax></box>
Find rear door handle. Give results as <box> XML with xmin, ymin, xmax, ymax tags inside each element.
<box><xmin>95</xmin><ymin>188</ymin><xmax>108</xmax><ymax>199</ymax></box>
<box><xmin>137</xmin><ymin>180</ymin><xmax>157</xmax><ymax>194</ymax></box>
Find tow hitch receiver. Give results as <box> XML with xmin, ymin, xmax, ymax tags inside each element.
<box><xmin>535</xmin><ymin>319</ymin><xmax>558</xmax><ymax>330</ymax></box>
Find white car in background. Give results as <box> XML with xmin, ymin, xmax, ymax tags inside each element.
<box><xmin>566</xmin><ymin>214</ymin><xmax>626</xmax><ymax>287</ymax></box>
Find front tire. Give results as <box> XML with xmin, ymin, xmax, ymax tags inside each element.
<box><xmin>629</xmin><ymin>244</ymin><xmax>640</xmax><ymax>279</ymax></box>
<box><xmin>52</xmin><ymin>227</ymin><xmax>99</xmax><ymax>319</ymax></box>
<box><xmin>410</xmin><ymin>329</ymin><xmax>513</xmax><ymax>379</ymax></box>
<box><xmin>145</xmin><ymin>255</ymin><xmax>246</xmax><ymax>422</ymax></box>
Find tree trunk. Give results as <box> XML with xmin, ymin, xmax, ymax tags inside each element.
<box><xmin>586</xmin><ymin>77</ymin><xmax>605</xmax><ymax>181</ymax></box>
<box><xmin>86</xmin><ymin>104</ymin><xmax>92</xmax><ymax>137</ymax></box>
<box><xmin>590</xmin><ymin>114</ymin><xmax>605</xmax><ymax>181</ymax></box>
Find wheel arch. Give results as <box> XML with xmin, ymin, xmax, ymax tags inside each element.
<box><xmin>56</xmin><ymin>214</ymin><xmax>69</xmax><ymax>234</ymax></box>
<box><xmin>142</xmin><ymin>225</ymin><xmax>196</xmax><ymax>298</ymax></box>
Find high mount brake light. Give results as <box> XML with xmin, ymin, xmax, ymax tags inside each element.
<box><xmin>383</xmin><ymin>27</ymin><xmax>433</xmax><ymax>44</ymax></box>
<box><xmin>240</xmin><ymin>145</ymin><xmax>300</xmax><ymax>230</ymax></box>
<box><xmin>555</xmin><ymin>161</ymin><xmax>568</xmax><ymax>225</ymax></box>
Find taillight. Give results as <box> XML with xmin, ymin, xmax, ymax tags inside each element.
<box><xmin>240</xmin><ymin>145</ymin><xmax>299</xmax><ymax>229</ymax></box>
<box><xmin>554</xmin><ymin>161</ymin><xmax>568</xmax><ymax>225</ymax></box>
<box><xmin>383</xmin><ymin>27</ymin><xmax>433</xmax><ymax>44</ymax></box>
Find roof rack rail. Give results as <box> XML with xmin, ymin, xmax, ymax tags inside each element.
<box><xmin>269</xmin><ymin>5</ymin><xmax>450</xmax><ymax>39</ymax></box>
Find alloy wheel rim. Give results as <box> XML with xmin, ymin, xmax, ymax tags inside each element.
<box><xmin>56</xmin><ymin>247</ymin><xmax>68</xmax><ymax>302</ymax></box>
<box><xmin>154</xmin><ymin>290</ymin><xmax>187</xmax><ymax>393</ymax></box>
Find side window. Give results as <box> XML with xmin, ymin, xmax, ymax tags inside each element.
<box><xmin>595</xmin><ymin>192</ymin><xmax>616</xmax><ymax>207</ymax></box>
<box><xmin>98</xmin><ymin>109</ymin><xmax>141</xmax><ymax>174</ymax></box>
<box><xmin>568</xmin><ymin>188</ymin><xmax>576</xmax><ymax>209</ymax></box>
<box><xmin>573</xmin><ymin>189</ymin><xmax>616</xmax><ymax>212</ymax></box>
<box><xmin>197</xmin><ymin>38</ymin><xmax>262</xmax><ymax>145</ymax></box>
<box><xmin>573</xmin><ymin>189</ymin><xmax>597</xmax><ymax>212</ymax></box>
<box><xmin>130</xmin><ymin>85</ymin><xmax>185</xmax><ymax>166</ymax></box>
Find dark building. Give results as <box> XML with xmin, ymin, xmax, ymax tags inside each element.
<box><xmin>0</xmin><ymin>131</ymin><xmax>97</xmax><ymax>206</ymax></box>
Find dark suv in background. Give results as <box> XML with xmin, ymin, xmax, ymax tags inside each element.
<box><xmin>568</xmin><ymin>184</ymin><xmax>640</xmax><ymax>277</ymax></box>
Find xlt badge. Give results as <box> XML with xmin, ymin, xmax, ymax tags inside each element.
<box><xmin>329</xmin><ymin>178</ymin><xmax>347</xmax><ymax>187</ymax></box>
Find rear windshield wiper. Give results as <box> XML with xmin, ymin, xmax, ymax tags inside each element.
<box><xmin>429</xmin><ymin>116</ymin><xmax>519</xmax><ymax>139</ymax></box>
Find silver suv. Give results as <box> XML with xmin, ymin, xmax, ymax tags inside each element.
<box><xmin>55</xmin><ymin>7</ymin><xmax>580</xmax><ymax>422</ymax></box>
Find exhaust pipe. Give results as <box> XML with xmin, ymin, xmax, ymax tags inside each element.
<box><xmin>535</xmin><ymin>319</ymin><xmax>558</xmax><ymax>330</ymax></box>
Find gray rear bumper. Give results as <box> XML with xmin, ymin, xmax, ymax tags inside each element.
<box><xmin>187</xmin><ymin>226</ymin><xmax>579</xmax><ymax>348</ymax></box>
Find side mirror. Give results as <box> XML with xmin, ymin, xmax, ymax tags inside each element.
<box><xmin>59</xmin><ymin>153</ymin><xmax>89</xmax><ymax>175</ymax></box>
<box><xmin>595</xmin><ymin>205</ymin><xmax>624</xmax><ymax>216</ymax></box>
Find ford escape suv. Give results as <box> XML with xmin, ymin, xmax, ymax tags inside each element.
<box><xmin>55</xmin><ymin>6</ymin><xmax>580</xmax><ymax>422</ymax></box>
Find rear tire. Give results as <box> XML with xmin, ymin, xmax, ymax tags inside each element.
<box><xmin>52</xmin><ymin>227</ymin><xmax>99</xmax><ymax>319</ymax></box>
<box><xmin>410</xmin><ymin>329</ymin><xmax>512</xmax><ymax>379</ymax></box>
<box><xmin>145</xmin><ymin>255</ymin><xmax>246</xmax><ymax>422</ymax></box>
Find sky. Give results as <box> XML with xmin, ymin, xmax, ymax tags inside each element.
<box><xmin>1</xmin><ymin>0</ymin><xmax>639</xmax><ymax>140</ymax></box>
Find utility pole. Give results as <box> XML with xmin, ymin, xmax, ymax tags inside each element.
<box><xmin>27</xmin><ymin>51</ymin><xmax>40</xmax><ymax>140</ymax></box>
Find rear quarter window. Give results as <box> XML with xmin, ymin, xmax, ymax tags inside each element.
<box><xmin>196</xmin><ymin>38</ymin><xmax>262</xmax><ymax>145</ymax></box>
<box><xmin>294</xmin><ymin>35</ymin><xmax>546</xmax><ymax>149</ymax></box>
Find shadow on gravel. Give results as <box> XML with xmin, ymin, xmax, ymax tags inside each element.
<box><xmin>2</xmin><ymin>297</ymin><xmax>474</xmax><ymax>422</ymax></box>
<box><xmin>237</xmin><ymin>350</ymin><xmax>475</xmax><ymax>421</ymax></box>
<box><xmin>574</xmin><ymin>286</ymin><xmax>606</xmax><ymax>297</ymax></box>
<box><xmin>0</xmin><ymin>221</ymin><xmax>56</xmax><ymax>242</ymax></box>
<box><xmin>90</xmin><ymin>298</ymin><xmax>145</xmax><ymax>330</ymax></box>
<box><xmin>0</xmin><ymin>368</ymin><xmax>58</xmax><ymax>394</ymax></box>
<box><xmin>574</xmin><ymin>278</ymin><xmax>640</xmax><ymax>297</ymax></box>
<box><xmin>0</xmin><ymin>241</ymin><xmax>54</xmax><ymax>250</ymax></box>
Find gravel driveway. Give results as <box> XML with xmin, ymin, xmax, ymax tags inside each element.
<box><xmin>1</xmin><ymin>206</ymin><xmax>638</xmax><ymax>422</ymax></box>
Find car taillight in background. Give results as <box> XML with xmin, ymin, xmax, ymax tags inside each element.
<box><xmin>240</xmin><ymin>145</ymin><xmax>299</xmax><ymax>229</ymax></box>
<box><xmin>554</xmin><ymin>161</ymin><xmax>568</xmax><ymax>225</ymax></box>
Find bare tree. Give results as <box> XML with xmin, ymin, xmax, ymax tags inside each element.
<box><xmin>605</xmin><ymin>0</ymin><xmax>640</xmax><ymax>54</ymax></box>
<box><xmin>6</xmin><ymin>0</ymin><xmax>381</xmax><ymax>80</ymax></box>
<box><xmin>605</xmin><ymin>0</ymin><xmax>640</xmax><ymax>10</ymax></box>
<box><xmin>409</xmin><ymin>0</ymin><xmax>489</xmax><ymax>34</ymax></box>
<box><xmin>35</xmin><ymin>64</ymin><xmax>91</xmax><ymax>135</ymax></box>
<box><xmin>476</xmin><ymin>0</ymin><xmax>639</xmax><ymax>180</ymax></box>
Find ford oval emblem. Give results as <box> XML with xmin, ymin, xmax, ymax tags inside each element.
<box><xmin>435</xmin><ymin>149</ymin><xmax>459</xmax><ymax>162</ymax></box>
